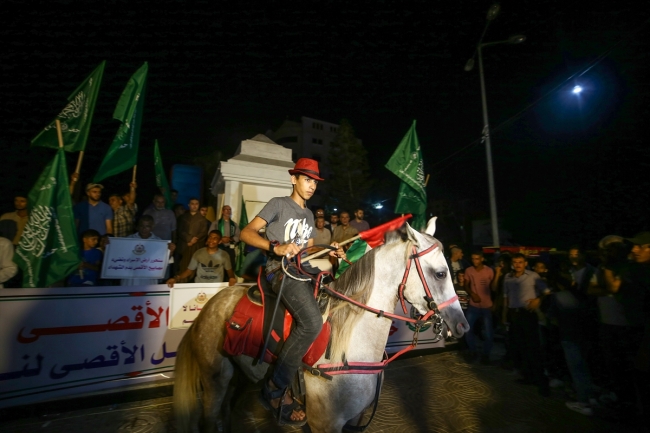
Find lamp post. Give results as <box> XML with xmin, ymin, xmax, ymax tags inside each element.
<box><xmin>465</xmin><ymin>4</ymin><xmax>525</xmax><ymax>248</ymax></box>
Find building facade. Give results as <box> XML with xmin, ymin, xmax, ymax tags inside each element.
<box><xmin>268</xmin><ymin>116</ymin><xmax>360</xmax><ymax>209</ymax></box>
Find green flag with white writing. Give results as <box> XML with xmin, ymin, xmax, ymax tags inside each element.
<box><xmin>385</xmin><ymin>120</ymin><xmax>427</xmax><ymax>230</ymax></box>
<box><xmin>31</xmin><ymin>61</ymin><xmax>105</xmax><ymax>152</ymax></box>
<box><xmin>93</xmin><ymin>63</ymin><xmax>148</xmax><ymax>182</ymax></box>
<box><xmin>154</xmin><ymin>140</ymin><xmax>173</xmax><ymax>209</ymax></box>
<box><xmin>235</xmin><ymin>196</ymin><xmax>249</xmax><ymax>275</ymax></box>
<box><xmin>14</xmin><ymin>149</ymin><xmax>81</xmax><ymax>287</ymax></box>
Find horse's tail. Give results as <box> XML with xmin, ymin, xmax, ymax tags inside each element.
<box><xmin>173</xmin><ymin>331</ymin><xmax>200</xmax><ymax>433</ymax></box>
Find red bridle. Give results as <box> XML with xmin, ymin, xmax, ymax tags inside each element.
<box><xmin>307</xmin><ymin>241</ymin><xmax>459</xmax><ymax>383</ymax></box>
<box><xmin>397</xmin><ymin>244</ymin><xmax>458</xmax><ymax>318</ymax></box>
<box><xmin>317</xmin><ymin>242</ymin><xmax>458</xmax><ymax>329</ymax></box>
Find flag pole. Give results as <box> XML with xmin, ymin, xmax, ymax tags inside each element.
<box><xmin>303</xmin><ymin>235</ymin><xmax>360</xmax><ymax>262</ymax></box>
<box><xmin>424</xmin><ymin>174</ymin><xmax>430</xmax><ymax>187</ymax></box>
<box><xmin>55</xmin><ymin>119</ymin><xmax>78</xmax><ymax>197</ymax></box>
<box><xmin>75</xmin><ymin>151</ymin><xmax>85</xmax><ymax>173</ymax></box>
<box><xmin>55</xmin><ymin>120</ymin><xmax>64</xmax><ymax>149</ymax></box>
<box><xmin>71</xmin><ymin>152</ymin><xmax>83</xmax><ymax>194</ymax></box>
<box><xmin>132</xmin><ymin>165</ymin><xmax>137</xmax><ymax>183</ymax></box>
<box><xmin>302</xmin><ymin>214</ymin><xmax>413</xmax><ymax>262</ymax></box>
<box><xmin>69</xmin><ymin>151</ymin><xmax>84</xmax><ymax>194</ymax></box>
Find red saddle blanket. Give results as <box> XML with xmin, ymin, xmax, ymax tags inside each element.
<box><xmin>223</xmin><ymin>288</ymin><xmax>331</xmax><ymax>366</ymax></box>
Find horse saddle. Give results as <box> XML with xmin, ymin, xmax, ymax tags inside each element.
<box><xmin>223</xmin><ymin>267</ymin><xmax>331</xmax><ymax>366</ymax></box>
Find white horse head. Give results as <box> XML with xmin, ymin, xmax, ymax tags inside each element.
<box><xmin>401</xmin><ymin>217</ymin><xmax>469</xmax><ymax>338</ymax></box>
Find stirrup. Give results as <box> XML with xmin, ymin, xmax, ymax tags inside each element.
<box><xmin>259</xmin><ymin>381</ymin><xmax>307</xmax><ymax>427</ymax></box>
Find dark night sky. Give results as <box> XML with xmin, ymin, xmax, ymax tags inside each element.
<box><xmin>1</xmin><ymin>0</ymin><xmax>648</xmax><ymax>248</ymax></box>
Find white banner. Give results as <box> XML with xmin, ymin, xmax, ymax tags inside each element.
<box><xmin>0</xmin><ymin>283</ymin><xmax>444</xmax><ymax>409</ymax></box>
<box><xmin>169</xmin><ymin>282</ymin><xmax>235</xmax><ymax>329</ymax></box>
<box><xmin>101</xmin><ymin>237</ymin><xmax>170</xmax><ymax>279</ymax></box>
<box><xmin>0</xmin><ymin>285</ymin><xmax>185</xmax><ymax>408</ymax></box>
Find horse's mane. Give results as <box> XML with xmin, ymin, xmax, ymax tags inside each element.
<box><xmin>327</xmin><ymin>228</ymin><xmax>413</xmax><ymax>362</ymax></box>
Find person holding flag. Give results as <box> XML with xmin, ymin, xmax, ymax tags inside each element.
<box><xmin>240</xmin><ymin>158</ymin><xmax>344</xmax><ymax>427</ymax></box>
<box><xmin>109</xmin><ymin>182</ymin><xmax>138</xmax><ymax>237</ymax></box>
<box><xmin>15</xmin><ymin>128</ymin><xmax>81</xmax><ymax>288</ymax></box>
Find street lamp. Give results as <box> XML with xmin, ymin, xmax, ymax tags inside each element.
<box><xmin>465</xmin><ymin>4</ymin><xmax>525</xmax><ymax>248</ymax></box>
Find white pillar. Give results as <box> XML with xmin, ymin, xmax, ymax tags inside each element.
<box><xmin>224</xmin><ymin>180</ymin><xmax>242</xmax><ymax>222</ymax></box>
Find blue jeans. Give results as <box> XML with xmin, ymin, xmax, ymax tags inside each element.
<box><xmin>271</xmin><ymin>272</ymin><xmax>323</xmax><ymax>389</ymax></box>
<box><xmin>464</xmin><ymin>305</ymin><xmax>494</xmax><ymax>356</ymax></box>
<box><xmin>561</xmin><ymin>340</ymin><xmax>594</xmax><ymax>403</ymax></box>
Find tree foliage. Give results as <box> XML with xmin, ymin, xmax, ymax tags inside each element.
<box><xmin>325</xmin><ymin>119</ymin><xmax>373</xmax><ymax>213</ymax></box>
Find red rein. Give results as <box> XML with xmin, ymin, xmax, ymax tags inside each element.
<box><xmin>312</xmin><ymin>242</ymin><xmax>458</xmax><ymax>375</ymax></box>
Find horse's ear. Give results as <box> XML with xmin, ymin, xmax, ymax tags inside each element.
<box><xmin>425</xmin><ymin>217</ymin><xmax>437</xmax><ymax>236</ymax></box>
<box><xmin>404</xmin><ymin>222</ymin><xmax>421</xmax><ymax>247</ymax></box>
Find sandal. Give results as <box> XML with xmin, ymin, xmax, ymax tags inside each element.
<box><xmin>259</xmin><ymin>381</ymin><xmax>307</xmax><ymax>426</ymax></box>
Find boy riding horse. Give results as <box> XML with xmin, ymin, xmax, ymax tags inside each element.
<box><xmin>240</xmin><ymin>158</ymin><xmax>343</xmax><ymax>426</ymax></box>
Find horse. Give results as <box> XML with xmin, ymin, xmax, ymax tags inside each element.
<box><xmin>173</xmin><ymin>217</ymin><xmax>470</xmax><ymax>433</ymax></box>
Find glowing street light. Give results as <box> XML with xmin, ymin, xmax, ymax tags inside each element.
<box><xmin>464</xmin><ymin>4</ymin><xmax>525</xmax><ymax>248</ymax></box>
<box><xmin>572</xmin><ymin>85</ymin><xmax>583</xmax><ymax>94</ymax></box>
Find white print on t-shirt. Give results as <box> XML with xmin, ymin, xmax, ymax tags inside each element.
<box><xmin>284</xmin><ymin>218</ymin><xmax>313</xmax><ymax>246</ymax></box>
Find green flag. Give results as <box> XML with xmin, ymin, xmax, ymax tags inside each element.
<box><xmin>385</xmin><ymin>120</ymin><xmax>427</xmax><ymax>230</ymax></box>
<box><xmin>14</xmin><ymin>149</ymin><xmax>81</xmax><ymax>287</ymax></box>
<box><xmin>235</xmin><ymin>197</ymin><xmax>249</xmax><ymax>275</ymax></box>
<box><xmin>31</xmin><ymin>61</ymin><xmax>105</xmax><ymax>152</ymax></box>
<box><xmin>335</xmin><ymin>238</ymin><xmax>369</xmax><ymax>278</ymax></box>
<box><xmin>93</xmin><ymin>63</ymin><xmax>148</xmax><ymax>182</ymax></box>
<box><xmin>154</xmin><ymin>140</ymin><xmax>172</xmax><ymax>209</ymax></box>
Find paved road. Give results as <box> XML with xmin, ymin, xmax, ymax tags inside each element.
<box><xmin>0</xmin><ymin>344</ymin><xmax>637</xmax><ymax>433</ymax></box>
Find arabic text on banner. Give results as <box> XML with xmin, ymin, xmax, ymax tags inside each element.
<box><xmin>101</xmin><ymin>238</ymin><xmax>169</xmax><ymax>279</ymax></box>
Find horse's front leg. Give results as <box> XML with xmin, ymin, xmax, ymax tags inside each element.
<box><xmin>199</xmin><ymin>356</ymin><xmax>235</xmax><ymax>433</ymax></box>
<box><xmin>305</xmin><ymin>375</ymin><xmax>376</xmax><ymax>433</ymax></box>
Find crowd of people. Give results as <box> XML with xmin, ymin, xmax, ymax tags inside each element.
<box><xmin>2</xmin><ymin>163</ymin><xmax>648</xmax><ymax>427</ymax></box>
<box><xmin>0</xmin><ymin>180</ymin><xmax>373</xmax><ymax>291</ymax></box>
<box><xmin>449</xmin><ymin>236</ymin><xmax>650</xmax><ymax>425</ymax></box>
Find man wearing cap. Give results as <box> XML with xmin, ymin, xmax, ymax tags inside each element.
<box><xmin>74</xmin><ymin>183</ymin><xmax>113</xmax><ymax>236</ymax></box>
<box><xmin>241</xmin><ymin>158</ymin><xmax>344</xmax><ymax>427</ymax></box>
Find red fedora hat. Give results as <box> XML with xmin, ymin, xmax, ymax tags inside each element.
<box><xmin>288</xmin><ymin>158</ymin><xmax>324</xmax><ymax>181</ymax></box>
